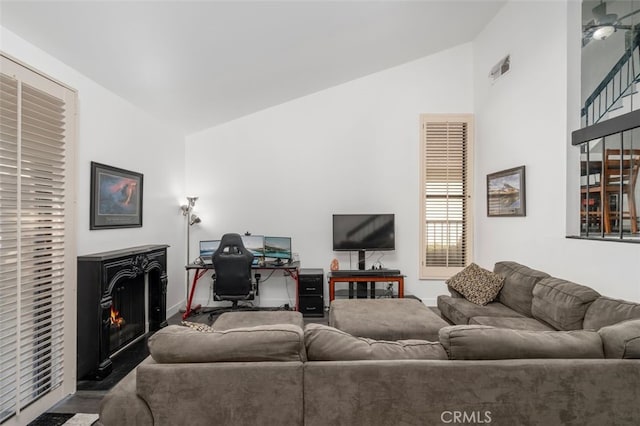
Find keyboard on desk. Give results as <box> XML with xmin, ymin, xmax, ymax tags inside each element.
<box><xmin>330</xmin><ymin>269</ymin><xmax>401</xmax><ymax>277</ymax></box>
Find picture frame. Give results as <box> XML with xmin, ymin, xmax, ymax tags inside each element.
<box><xmin>90</xmin><ymin>162</ymin><xmax>143</xmax><ymax>229</ymax></box>
<box><xmin>487</xmin><ymin>165</ymin><xmax>526</xmax><ymax>217</ymax></box>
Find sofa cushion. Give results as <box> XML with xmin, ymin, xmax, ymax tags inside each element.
<box><xmin>304</xmin><ymin>324</ymin><xmax>447</xmax><ymax>361</ymax></box>
<box><xmin>445</xmin><ymin>263</ymin><xmax>505</xmax><ymax>305</ymax></box>
<box><xmin>211</xmin><ymin>311</ymin><xmax>305</xmax><ymax>331</ymax></box>
<box><xmin>531</xmin><ymin>277</ymin><xmax>600</xmax><ymax>330</ymax></box>
<box><xmin>329</xmin><ymin>299</ymin><xmax>449</xmax><ymax>341</ymax></box>
<box><xmin>437</xmin><ymin>295</ymin><xmax>524</xmax><ymax>325</ymax></box>
<box><xmin>494</xmin><ymin>261</ymin><xmax>550</xmax><ymax>317</ymax></box>
<box><xmin>469</xmin><ymin>316</ymin><xmax>555</xmax><ymax>331</ymax></box>
<box><xmin>438</xmin><ymin>325</ymin><xmax>604</xmax><ymax>360</ymax></box>
<box><xmin>598</xmin><ymin>319</ymin><xmax>640</xmax><ymax>359</ymax></box>
<box><xmin>583</xmin><ymin>296</ymin><xmax>640</xmax><ymax>331</ymax></box>
<box><xmin>148</xmin><ymin>324</ymin><xmax>306</xmax><ymax>363</ymax></box>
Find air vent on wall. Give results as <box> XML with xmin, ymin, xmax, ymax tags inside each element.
<box><xmin>489</xmin><ymin>54</ymin><xmax>510</xmax><ymax>82</ymax></box>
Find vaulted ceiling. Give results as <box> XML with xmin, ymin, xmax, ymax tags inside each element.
<box><xmin>1</xmin><ymin>1</ymin><xmax>506</xmax><ymax>134</ymax></box>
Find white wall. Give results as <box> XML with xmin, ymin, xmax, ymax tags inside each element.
<box><xmin>185</xmin><ymin>43</ymin><xmax>475</xmax><ymax>307</ymax></box>
<box><xmin>1</xmin><ymin>28</ymin><xmax>187</xmax><ymax>323</ymax></box>
<box><xmin>473</xmin><ymin>1</ymin><xmax>640</xmax><ymax>301</ymax></box>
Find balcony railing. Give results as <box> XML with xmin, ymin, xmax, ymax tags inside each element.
<box><xmin>582</xmin><ymin>32</ymin><xmax>640</xmax><ymax>127</ymax></box>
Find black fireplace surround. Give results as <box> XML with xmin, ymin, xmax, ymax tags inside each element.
<box><xmin>77</xmin><ymin>245</ymin><xmax>168</xmax><ymax>380</ymax></box>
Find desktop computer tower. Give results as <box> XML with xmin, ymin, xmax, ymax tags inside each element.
<box><xmin>298</xmin><ymin>268</ymin><xmax>324</xmax><ymax>317</ymax></box>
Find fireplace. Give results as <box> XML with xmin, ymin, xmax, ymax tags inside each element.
<box><xmin>77</xmin><ymin>245</ymin><xmax>168</xmax><ymax>380</ymax></box>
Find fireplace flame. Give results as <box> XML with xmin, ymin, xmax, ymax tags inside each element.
<box><xmin>110</xmin><ymin>305</ymin><xmax>125</xmax><ymax>328</ymax></box>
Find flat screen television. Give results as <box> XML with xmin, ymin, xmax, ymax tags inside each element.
<box><xmin>264</xmin><ymin>236</ymin><xmax>292</xmax><ymax>261</ymax></box>
<box><xmin>332</xmin><ymin>214</ymin><xmax>395</xmax><ymax>251</ymax></box>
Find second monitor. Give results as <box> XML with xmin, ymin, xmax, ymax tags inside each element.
<box><xmin>240</xmin><ymin>235</ymin><xmax>265</xmax><ymax>258</ymax></box>
<box><xmin>264</xmin><ymin>236</ymin><xmax>292</xmax><ymax>263</ymax></box>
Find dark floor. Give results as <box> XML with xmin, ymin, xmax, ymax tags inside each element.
<box><xmin>50</xmin><ymin>308</ymin><xmax>329</xmax><ymax>415</ymax></box>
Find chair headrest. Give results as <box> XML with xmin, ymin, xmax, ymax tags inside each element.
<box><xmin>213</xmin><ymin>233</ymin><xmax>254</xmax><ymax>260</ymax></box>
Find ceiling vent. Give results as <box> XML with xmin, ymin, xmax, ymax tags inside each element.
<box><xmin>489</xmin><ymin>54</ymin><xmax>510</xmax><ymax>83</ymax></box>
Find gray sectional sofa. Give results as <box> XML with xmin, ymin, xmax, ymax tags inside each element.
<box><xmin>98</xmin><ymin>262</ymin><xmax>640</xmax><ymax>426</ymax></box>
<box><xmin>438</xmin><ymin>261</ymin><xmax>640</xmax><ymax>336</ymax></box>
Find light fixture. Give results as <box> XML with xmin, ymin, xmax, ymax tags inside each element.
<box><xmin>593</xmin><ymin>25</ymin><xmax>615</xmax><ymax>40</ymax></box>
<box><xmin>181</xmin><ymin>196</ymin><xmax>198</xmax><ymax>215</ymax></box>
<box><xmin>180</xmin><ymin>196</ymin><xmax>201</xmax><ymax>312</ymax></box>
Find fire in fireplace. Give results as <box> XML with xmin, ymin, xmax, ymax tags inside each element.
<box><xmin>108</xmin><ymin>274</ymin><xmax>146</xmax><ymax>356</ymax></box>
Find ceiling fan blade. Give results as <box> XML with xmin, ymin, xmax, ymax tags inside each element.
<box><xmin>618</xmin><ymin>8</ymin><xmax>640</xmax><ymax>22</ymax></box>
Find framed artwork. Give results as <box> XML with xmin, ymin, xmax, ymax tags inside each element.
<box><xmin>487</xmin><ymin>165</ymin><xmax>526</xmax><ymax>217</ymax></box>
<box><xmin>90</xmin><ymin>162</ymin><xmax>143</xmax><ymax>229</ymax></box>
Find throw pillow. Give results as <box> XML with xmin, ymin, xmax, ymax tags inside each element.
<box><xmin>445</xmin><ymin>263</ymin><xmax>505</xmax><ymax>305</ymax></box>
<box><xmin>181</xmin><ymin>320</ymin><xmax>214</xmax><ymax>332</ymax></box>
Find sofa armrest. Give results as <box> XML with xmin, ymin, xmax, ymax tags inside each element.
<box><xmin>98</xmin><ymin>357</ymin><xmax>153</xmax><ymax>426</ymax></box>
<box><xmin>598</xmin><ymin>319</ymin><xmax>640</xmax><ymax>359</ymax></box>
<box><xmin>447</xmin><ymin>285</ymin><xmax>464</xmax><ymax>298</ymax></box>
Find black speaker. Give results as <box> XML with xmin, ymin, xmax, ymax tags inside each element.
<box><xmin>298</xmin><ymin>269</ymin><xmax>324</xmax><ymax>317</ymax></box>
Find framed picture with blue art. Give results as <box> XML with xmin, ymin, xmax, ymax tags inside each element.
<box><xmin>90</xmin><ymin>162</ymin><xmax>143</xmax><ymax>229</ymax></box>
<box><xmin>487</xmin><ymin>165</ymin><xmax>526</xmax><ymax>217</ymax></box>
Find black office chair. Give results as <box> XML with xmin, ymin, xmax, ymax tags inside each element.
<box><xmin>211</xmin><ymin>233</ymin><xmax>256</xmax><ymax>310</ymax></box>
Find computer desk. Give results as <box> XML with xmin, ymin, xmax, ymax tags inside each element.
<box><xmin>183</xmin><ymin>261</ymin><xmax>300</xmax><ymax>320</ymax></box>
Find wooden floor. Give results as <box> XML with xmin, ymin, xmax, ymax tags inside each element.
<box><xmin>49</xmin><ymin>309</ymin><xmax>329</xmax><ymax>415</ymax></box>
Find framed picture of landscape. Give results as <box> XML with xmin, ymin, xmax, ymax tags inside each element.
<box><xmin>90</xmin><ymin>162</ymin><xmax>143</xmax><ymax>229</ymax></box>
<box><xmin>487</xmin><ymin>165</ymin><xmax>526</xmax><ymax>217</ymax></box>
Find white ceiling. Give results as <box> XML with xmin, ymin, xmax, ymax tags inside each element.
<box><xmin>1</xmin><ymin>1</ymin><xmax>506</xmax><ymax>134</ymax></box>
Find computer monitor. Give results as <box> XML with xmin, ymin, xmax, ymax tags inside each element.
<box><xmin>264</xmin><ymin>236</ymin><xmax>292</xmax><ymax>261</ymax></box>
<box><xmin>241</xmin><ymin>235</ymin><xmax>265</xmax><ymax>258</ymax></box>
<box><xmin>199</xmin><ymin>240</ymin><xmax>220</xmax><ymax>263</ymax></box>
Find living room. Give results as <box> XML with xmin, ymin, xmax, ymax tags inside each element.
<box><xmin>1</xmin><ymin>1</ymin><xmax>639</xmax><ymax>425</ymax></box>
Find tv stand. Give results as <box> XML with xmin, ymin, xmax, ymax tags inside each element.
<box><xmin>328</xmin><ymin>271</ymin><xmax>404</xmax><ymax>302</ymax></box>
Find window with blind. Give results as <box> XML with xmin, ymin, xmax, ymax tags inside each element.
<box><xmin>419</xmin><ymin>114</ymin><xmax>473</xmax><ymax>279</ymax></box>
<box><xmin>0</xmin><ymin>54</ymin><xmax>76</xmax><ymax>425</ymax></box>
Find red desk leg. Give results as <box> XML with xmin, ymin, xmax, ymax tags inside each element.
<box><xmin>183</xmin><ymin>269</ymin><xmax>207</xmax><ymax>320</ymax></box>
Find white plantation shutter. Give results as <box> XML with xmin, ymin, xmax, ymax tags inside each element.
<box><xmin>0</xmin><ymin>55</ymin><xmax>76</xmax><ymax>425</ymax></box>
<box><xmin>419</xmin><ymin>114</ymin><xmax>473</xmax><ymax>279</ymax></box>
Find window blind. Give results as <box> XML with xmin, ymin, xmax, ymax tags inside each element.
<box><xmin>419</xmin><ymin>114</ymin><xmax>473</xmax><ymax>279</ymax></box>
<box><xmin>0</xmin><ymin>55</ymin><xmax>75</xmax><ymax>425</ymax></box>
